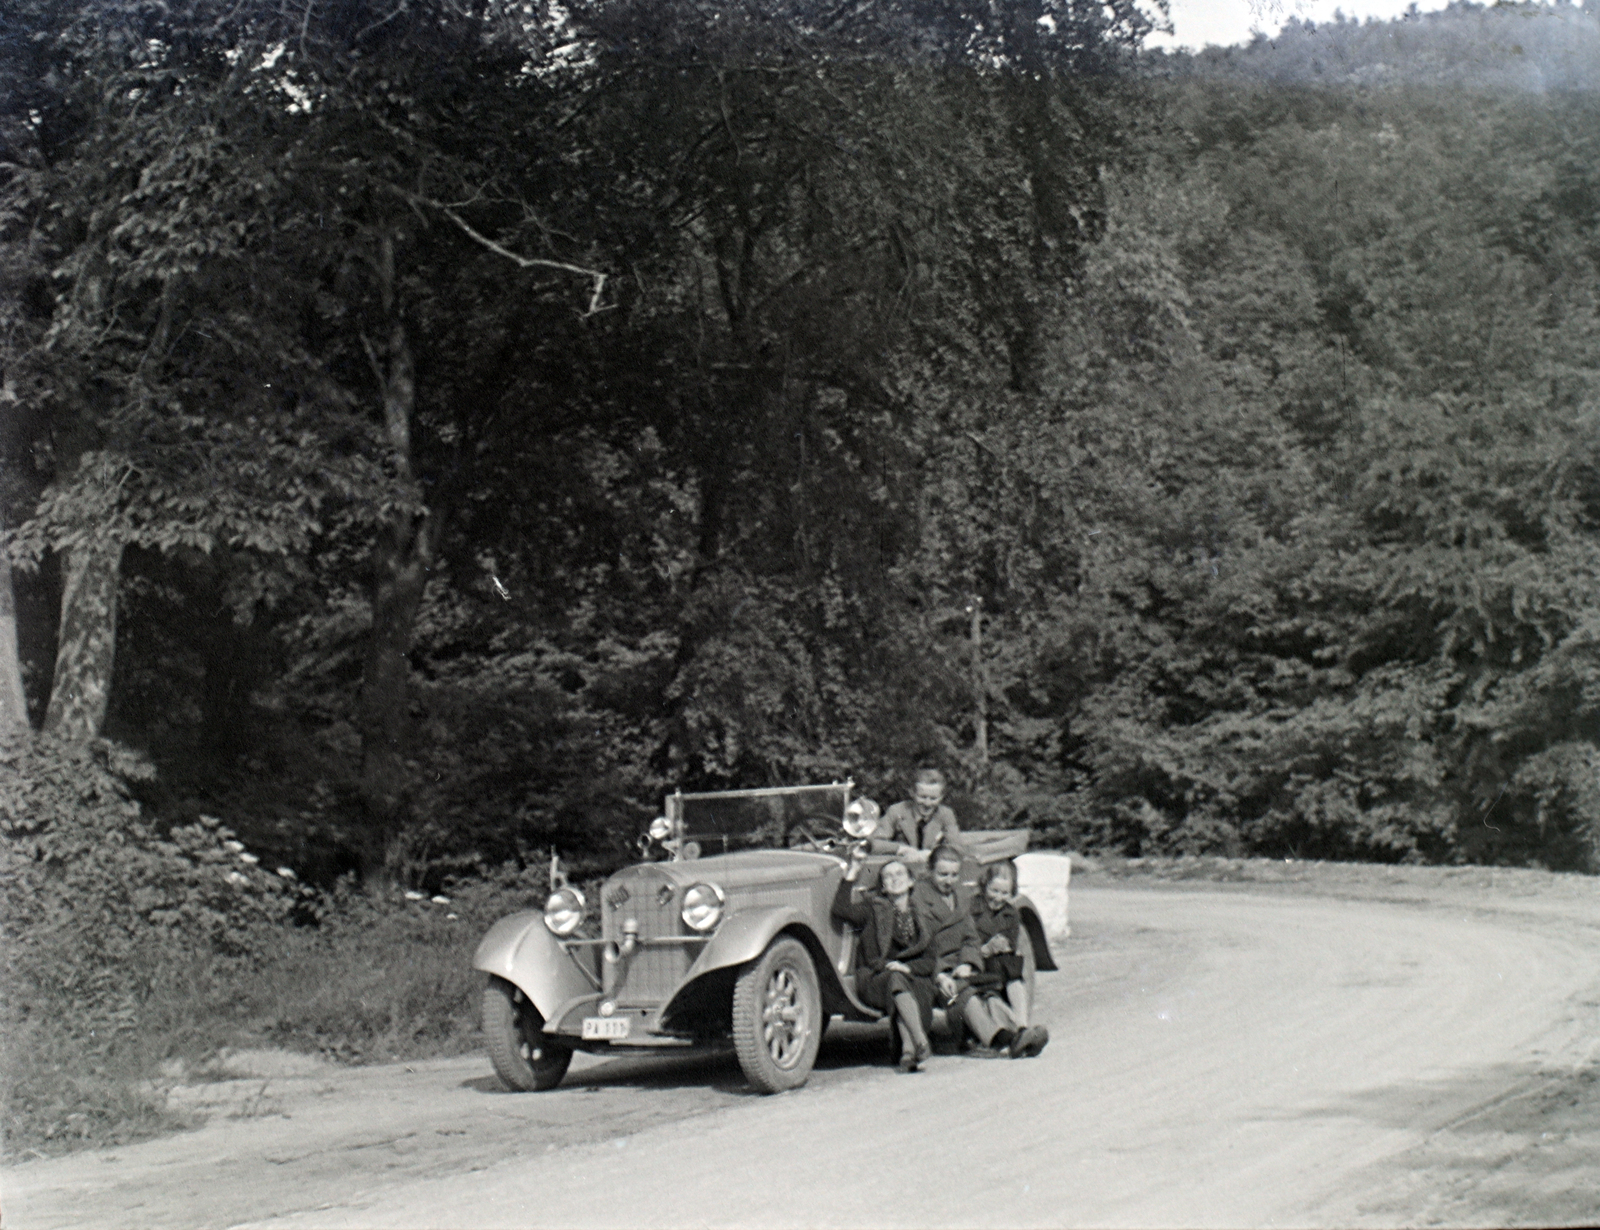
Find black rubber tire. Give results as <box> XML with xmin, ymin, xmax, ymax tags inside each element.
<box><xmin>482</xmin><ymin>977</ymin><xmax>573</xmax><ymax>1092</ymax></box>
<box><xmin>732</xmin><ymin>936</ymin><xmax>822</xmax><ymax>1093</ymax></box>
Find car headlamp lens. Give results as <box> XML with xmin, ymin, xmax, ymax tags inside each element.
<box><xmin>648</xmin><ymin>816</ymin><xmax>673</xmax><ymax>842</ymax></box>
<box><xmin>680</xmin><ymin>882</ymin><xmax>725</xmax><ymax>932</ymax></box>
<box><xmin>843</xmin><ymin>798</ymin><xmax>881</xmax><ymax>839</ymax></box>
<box><xmin>543</xmin><ymin>886</ymin><xmax>586</xmax><ymax>936</ymax></box>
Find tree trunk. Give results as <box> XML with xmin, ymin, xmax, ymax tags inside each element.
<box><xmin>0</xmin><ymin>552</ymin><xmax>30</xmax><ymax>735</ymax></box>
<box><xmin>355</xmin><ymin>234</ymin><xmax>437</xmax><ymax>883</ymax></box>
<box><xmin>357</xmin><ymin>512</ymin><xmax>437</xmax><ymax>881</ymax></box>
<box><xmin>41</xmin><ymin>536</ymin><xmax>123</xmax><ymax>741</ymax></box>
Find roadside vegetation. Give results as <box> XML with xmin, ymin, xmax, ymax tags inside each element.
<box><xmin>4</xmin><ymin>0</ymin><xmax>1600</xmax><ymax>1155</ymax></box>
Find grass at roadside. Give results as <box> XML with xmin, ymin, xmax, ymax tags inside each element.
<box><xmin>1071</xmin><ymin>852</ymin><xmax>1600</xmax><ymax>911</ymax></box>
<box><xmin>2</xmin><ymin>876</ymin><xmax>548</xmax><ymax>1158</ymax></box>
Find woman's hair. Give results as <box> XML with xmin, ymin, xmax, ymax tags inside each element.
<box><xmin>981</xmin><ymin>861</ymin><xmax>1016</xmax><ymax>894</ymax></box>
<box><xmin>878</xmin><ymin>860</ymin><xmax>912</xmax><ymax>894</ymax></box>
<box><xmin>912</xmin><ymin>767</ymin><xmax>947</xmax><ymax>789</ymax></box>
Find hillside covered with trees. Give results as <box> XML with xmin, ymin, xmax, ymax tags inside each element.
<box><xmin>6</xmin><ymin>0</ymin><xmax>1600</xmax><ymax>1152</ymax></box>
<box><xmin>5</xmin><ymin>0</ymin><xmax>1600</xmax><ymax>888</ymax></box>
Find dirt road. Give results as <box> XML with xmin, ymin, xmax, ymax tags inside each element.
<box><xmin>9</xmin><ymin>879</ymin><xmax>1600</xmax><ymax>1228</ymax></box>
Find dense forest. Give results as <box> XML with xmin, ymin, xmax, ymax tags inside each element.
<box><xmin>5</xmin><ymin>0</ymin><xmax>1600</xmax><ymax>897</ymax></box>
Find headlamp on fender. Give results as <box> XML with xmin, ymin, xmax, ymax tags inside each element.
<box><xmin>543</xmin><ymin>886</ymin><xmax>586</xmax><ymax>936</ymax></box>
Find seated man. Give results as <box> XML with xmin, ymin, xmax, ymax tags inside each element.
<box><xmin>868</xmin><ymin>768</ymin><xmax>963</xmax><ymax>860</ymax></box>
<box><xmin>911</xmin><ymin>844</ymin><xmax>1027</xmax><ymax>1058</ymax></box>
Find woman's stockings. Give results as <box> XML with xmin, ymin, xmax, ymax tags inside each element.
<box><xmin>893</xmin><ymin>991</ymin><xmax>930</xmax><ymax>1060</ymax></box>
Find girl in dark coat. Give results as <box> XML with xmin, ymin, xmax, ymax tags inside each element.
<box><xmin>832</xmin><ymin>854</ymin><xmax>935</xmax><ymax>1071</ymax></box>
<box><xmin>970</xmin><ymin>861</ymin><xmax>1048</xmax><ymax>1058</ymax></box>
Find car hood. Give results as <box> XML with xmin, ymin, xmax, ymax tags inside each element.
<box><xmin>605</xmin><ymin>849</ymin><xmax>842</xmax><ymax>893</ymax></box>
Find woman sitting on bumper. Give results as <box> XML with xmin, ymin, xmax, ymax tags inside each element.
<box><xmin>832</xmin><ymin>852</ymin><xmax>935</xmax><ymax>1072</ymax></box>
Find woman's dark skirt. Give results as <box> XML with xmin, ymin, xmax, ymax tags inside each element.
<box><xmin>860</xmin><ymin>967</ymin><xmax>935</xmax><ymax>1029</ymax></box>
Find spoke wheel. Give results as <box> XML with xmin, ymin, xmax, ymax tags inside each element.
<box><xmin>483</xmin><ymin>977</ymin><xmax>573</xmax><ymax>1092</ymax></box>
<box><xmin>733</xmin><ymin>936</ymin><xmax>821</xmax><ymax>1093</ymax></box>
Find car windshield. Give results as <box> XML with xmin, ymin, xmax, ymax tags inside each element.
<box><xmin>670</xmin><ymin>785</ymin><xmax>850</xmax><ymax>854</ymax></box>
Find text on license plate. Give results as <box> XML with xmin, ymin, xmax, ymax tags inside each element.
<box><xmin>582</xmin><ymin>1016</ymin><xmax>631</xmax><ymax>1040</ymax></box>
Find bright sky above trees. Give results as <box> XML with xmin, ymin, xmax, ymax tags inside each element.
<box><xmin>1150</xmin><ymin>0</ymin><xmax>1461</xmax><ymax>49</ymax></box>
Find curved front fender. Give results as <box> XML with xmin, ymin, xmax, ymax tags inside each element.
<box><xmin>1013</xmin><ymin>894</ymin><xmax>1059</xmax><ymax>972</ymax></box>
<box><xmin>689</xmin><ymin>906</ymin><xmax>812</xmax><ymax>976</ymax></box>
<box><xmin>473</xmin><ymin>912</ymin><xmax>597</xmax><ymax>1023</ymax></box>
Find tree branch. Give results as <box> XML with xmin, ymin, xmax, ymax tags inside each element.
<box><xmin>433</xmin><ymin>204</ymin><xmax>611</xmax><ymax>317</ymax></box>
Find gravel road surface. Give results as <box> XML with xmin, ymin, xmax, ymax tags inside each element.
<box><xmin>8</xmin><ymin>878</ymin><xmax>1600</xmax><ymax>1228</ymax></box>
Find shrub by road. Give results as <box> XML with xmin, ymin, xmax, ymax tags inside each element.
<box><xmin>0</xmin><ymin>733</ymin><xmax>550</xmax><ymax>1155</ymax></box>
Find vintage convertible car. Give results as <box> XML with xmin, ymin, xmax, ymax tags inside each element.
<box><xmin>474</xmin><ymin>783</ymin><xmax>1058</xmax><ymax>1094</ymax></box>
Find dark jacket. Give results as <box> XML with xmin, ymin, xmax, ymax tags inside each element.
<box><xmin>970</xmin><ymin>897</ymin><xmax>1021</xmax><ymax>950</ymax></box>
<box><xmin>970</xmin><ymin>896</ymin><xmax>1024</xmax><ymax>985</ymax></box>
<box><xmin>909</xmin><ymin>879</ymin><xmax>983</xmax><ymax>974</ymax></box>
<box><xmin>832</xmin><ymin>880</ymin><xmax>934</xmax><ymax>975</ymax></box>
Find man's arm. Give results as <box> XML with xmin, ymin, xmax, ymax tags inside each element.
<box><xmin>955</xmin><ymin>907</ymin><xmax>984</xmax><ymax>971</ymax></box>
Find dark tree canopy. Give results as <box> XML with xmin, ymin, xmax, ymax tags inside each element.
<box><xmin>6</xmin><ymin>0</ymin><xmax>1600</xmax><ymax>883</ymax></box>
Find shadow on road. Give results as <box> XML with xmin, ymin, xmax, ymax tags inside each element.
<box><xmin>1293</xmin><ymin>1061</ymin><xmax>1600</xmax><ymax>1227</ymax></box>
<box><xmin>461</xmin><ymin>1020</ymin><xmax>901</xmax><ymax>1096</ymax></box>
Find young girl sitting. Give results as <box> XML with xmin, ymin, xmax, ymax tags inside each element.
<box><xmin>970</xmin><ymin>861</ymin><xmax>1049</xmax><ymax>1058</ymax></box>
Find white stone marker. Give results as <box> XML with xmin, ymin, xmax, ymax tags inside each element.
<box><xmin>1015</xmin><ymin>851</ymin><xmax>1071</xmax><ymax>940</ymax></box>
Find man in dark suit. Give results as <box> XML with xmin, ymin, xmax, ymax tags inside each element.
<box><xmin>912</xmin><ymin>844</ymin><xmax>1023</xmax><ymax>1057</ymax></box>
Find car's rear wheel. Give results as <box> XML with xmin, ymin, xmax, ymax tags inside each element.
<box><xmin>483</xmin><ymin>977</ymin><xmax>573</xmax><ymax>1092</ymax></box>
<box><xmin>732</xmin><ymin>936</ymin><xmax>821</xmax><ymax>1093</ymax></box>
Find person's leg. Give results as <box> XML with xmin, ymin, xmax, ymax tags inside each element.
<box><xmin>893</xmin><ymin>992</ymin><xmax>930</xmax><ymax>1064</ymax></box>
<box><xmin>887</xmin><ymin>971</ymin><xmax>932</xmax><ymax>1063</ymax></box>
<box><xmin>962</xmin><ymin>996</ymin><xmax>1016</xmax><ymax>1052</ymax></box>
<box><xmin>985</xmin><ymin>993</ymin><xmax>1020</xmax><ymax>1036</ymax></box>
<box><xmin>1004</xmin><ymin>978</ymin><xmax>1031</xmax><ymax>1028</ymax></box>
<box><xmin>893</xmin><ymin>1016</ymin><xmax>916</xmax><ymax>1070</ymax></box>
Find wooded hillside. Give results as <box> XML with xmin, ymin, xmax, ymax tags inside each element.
<box><xmin>5</xmin><ymin>0</ymin><xmax>1600</xmax><ymax>882</ymax></box>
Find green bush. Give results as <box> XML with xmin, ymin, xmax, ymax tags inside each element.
<box><xmin>0</xmin><ymin>732</ymin><xmax>553</xmax><ymax>1154</ymax></box>
<box><xmin>1</xmin><ymin>732</ymin><xmax>300</xmax><ymax>1147</ymax></box>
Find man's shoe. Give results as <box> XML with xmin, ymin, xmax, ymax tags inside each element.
<box><xmin>991</xmin><ymin>1029</ymin><xmax>1017</xmax><ymax>1053</ymax></box>
<box><xmin>1012</xmin><ymin>1025</ymin><xmax>1049</xmax><ymax>1058</ymax></box>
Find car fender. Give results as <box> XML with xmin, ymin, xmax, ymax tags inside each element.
<box><xmin>662</xmin><ymin>905</ymin><xmax>874</xmax><ymax>1024</ymax></box>
<box><xmin>689</xmin><ymin>905</ymin><xmax>813</xmax><ymax>976</ymax></box>
<box><xmin>1013</xmin><ymin>893</ymin><xmax>1059</xmax><ymax>972</ymax></box>
<box><xmin>473</xmin><ymin>911</ymin><xmax>596</xmax><ymax>1023</ymax></box>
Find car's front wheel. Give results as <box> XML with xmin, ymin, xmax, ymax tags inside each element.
<box><xmin>483</xmin><ymin>977</ymin><xmax>573</xmax><ymax>1092</ymax></box>
<box><xmin>732</xmin><ymin>935</ymin><xmax>822</xmax><ymax>1093</ymax></box>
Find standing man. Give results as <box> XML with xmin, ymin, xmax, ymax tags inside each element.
<box><xmin>872</xmin><ymin>767</ymin><xmax>962</xmax><ymax>858</ymax></box>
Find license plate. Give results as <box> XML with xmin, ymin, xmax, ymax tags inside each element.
<box><xmin>582</xmin><ymin>1016</ymin><xmax>631</xmax><ymax>1040</ymax></box>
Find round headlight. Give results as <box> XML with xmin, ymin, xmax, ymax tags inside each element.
<box><xmin>648</xmin><ymin>816</ymin><xmax>673</xmax><ymax>842</ymax></box>
<box><xmin>680</xmin><ymin>882</ymin><xmax>725</xmax><ymax>932</ymax></box>
<box><xmin>543</xmin><ymin>886</ymin><xmax>586</xmax><ymax>936</ymax></box>
<box><xmin>843</xmin><ymin>797</ymin><xmax>881</xmax><ymax>839</ymax></box>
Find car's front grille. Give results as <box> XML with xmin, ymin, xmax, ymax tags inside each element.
<box><xmin>603</xmin><ymin>871</ymin><xmax>692</xmax><ymax>1005</ymax></box>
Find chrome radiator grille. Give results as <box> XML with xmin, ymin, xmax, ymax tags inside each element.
<box><xmin>603</xmin><ymin>873</ymin><xmax>692</xmax><ymax>1004</ymax></box>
